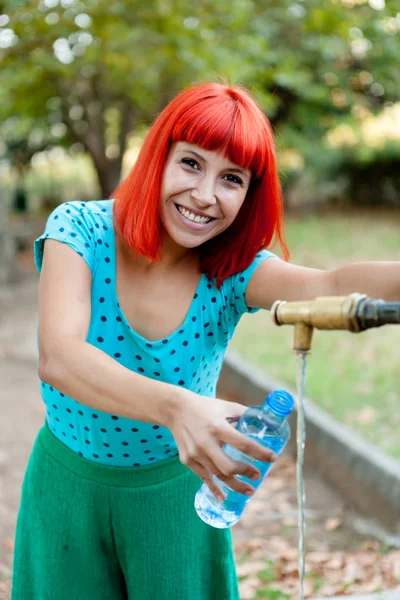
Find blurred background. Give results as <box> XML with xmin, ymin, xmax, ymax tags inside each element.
<box><xmin>1</xmin><ymin>0</ymin><xmax>400</xmax><ymax>213</ymax></box>
<box><xmin>1</xmin><ymin>0</ymin><xmax>399</xmax><ymax>458</ymax></box>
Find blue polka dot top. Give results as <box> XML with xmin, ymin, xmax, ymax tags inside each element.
<box><xmin>33</xmin><ymin>199</ymin><xmax>277</xmax><ymax>467</ymax></box>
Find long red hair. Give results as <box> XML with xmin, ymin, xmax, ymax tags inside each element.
<box><xmin>113</xmin><ymin>82</ymin><xmax>289</xmax><ymax>288</ymax></box>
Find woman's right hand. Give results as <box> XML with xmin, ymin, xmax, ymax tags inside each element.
<box><xmin>166</xmin><ymin>390</ymin><xmax>277</xmax><ymax>501</ymax></box>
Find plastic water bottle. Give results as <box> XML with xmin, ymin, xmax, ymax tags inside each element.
<box><xmin>194</xmin><ymin>389</ymin><xmax>295</xmax><ymax>528</ymax></box>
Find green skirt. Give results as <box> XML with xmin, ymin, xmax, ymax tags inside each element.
<box><xmin>12</xmin><ymin>423</ymin><xmax>239</xmax><ymax>600</ymax></box>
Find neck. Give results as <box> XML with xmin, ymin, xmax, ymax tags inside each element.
<box><xmin>160</xmin><ymin>230</ymin><xmax>198</xmax><ymax>268</ymax></box>
<box><xmin>116</xmin><ymin>229</ymin><xmax>200</xmax><ymax>273</ymax></box>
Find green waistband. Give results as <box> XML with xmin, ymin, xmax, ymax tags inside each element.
<box><xmin>38</xmin><ymin>422</ymin><xmax>189</xmax><ymax>487</ymax></box>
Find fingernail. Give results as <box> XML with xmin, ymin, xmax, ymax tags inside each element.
<box><xmin>244</xmin><ymin>488</ymin><xmax>254</xmax><ymax>496</ymax></box>
<box><xmin>250</xmin><ymin>473</ymin><xmax>260</xmax><ymax>481</ymax></box>
<box><xmin>270</xmin><ymin>453</ymin><xmax>278</xmax><ymax>462</ymax></box>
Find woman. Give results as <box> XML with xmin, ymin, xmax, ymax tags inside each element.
<box><xmin>11</xmin><ymin>81</ymin><xmax>399</xmax><ymax>599</ymax></box>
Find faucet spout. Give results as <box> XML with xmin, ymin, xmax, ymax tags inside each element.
<box><xmin>293</xmin><ymin>323</ymin><xmax>314</xmax><ymax>354</ymax></box>
<box><xmin>271</xmin><ymin>293</ymin><xmax>400</xmax><ymax>353</ymax></box>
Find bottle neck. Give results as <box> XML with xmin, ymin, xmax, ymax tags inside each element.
<box><xmin>260</xmin><ymin>404</ymin><xmax>288</xmax><ymax>428</ymax></box>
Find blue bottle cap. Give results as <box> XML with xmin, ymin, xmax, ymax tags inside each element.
<box><xmin>265</xmin><ymin>389</ymin><xmax>294</xmax><ymax>416</ymax></box>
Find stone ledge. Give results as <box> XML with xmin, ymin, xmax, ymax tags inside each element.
<box><xmin>217</xmin><ymin>350</ymin><xmax>400</xmax><ymax>534</ymax></box>
<box><xmin>314</xmin><ymin>592</ymin><xmax>400</xmax><ymax>600</ymax></box>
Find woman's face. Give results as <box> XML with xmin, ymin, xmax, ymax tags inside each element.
<box><xmin>160</xmin><ymin>142</ymin><xmax>251</xmax><ymax>250</ymax></box>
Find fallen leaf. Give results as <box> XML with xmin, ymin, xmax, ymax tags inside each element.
<box><xmin>356</xmin><ymin>551</ymin><xmax>381</xmax><ymax>567</ymax></box>
<box><xmin>279</xmin><ymin>577</ymin><xmax>300</xmax><ymax>594</ymax></box>
<box><xmin>303</xmin><ymin>577</ymin><xmax>315</xmax><ymax>598</ymax></box>
<box><xmin>236</xmin><ymin>561</ymin><xmax>266</xmax><ymax>577</ymax></box>
<box><xmin>2</xmin><ymin>538</ymin><xmax>14</xmax><ymax>552</ymax></box>
<box><xmin>326</xmin><ymin>552</ymin><xmax>344</xmax><ymax>569</ymax></box>
<box><xmin>306</xmin><ymin>551</ymin><xmax>331</xmax><ymax>563</ymax></box>
<box><xmin>238</xmin><ymin>574</ymin><xmax>261</xmax><ymax>599</ymax></box>
<box><xmin>361</xmin><ymin>540</ymin><xmax>380</xmax><ymax>551</ymax></box>
<box><xmin>282</xmin><ymin>547</ymin><xmax>298</xmax><ymax>561</ymax></box>
<box><xmin>361</xmin><ymin>573</ymin><xmax>385</xmax><ymax>593</ymax></box>
<box><xmin>342</xmin><ymin>559</ymin><xmax>361</xmax><ymax>584</ymax></box>
<box><xmin>280</xmin><ymin>561</ymin><xmax>299</xmax><ymax>576</ymax></box>
<box><xmin>324</xmin><ymin>517</ymin><xmax>343</xmax><ymax>531</ymax></box>
<box><xmin>316</xmin><ymin>582</ymin><xmax>340</xmax><ymax>596</ymax></box>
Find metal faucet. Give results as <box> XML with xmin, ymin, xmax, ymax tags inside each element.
<box><xmin>271</xmin><ymin>293</ymin><xmax>400</xmax><ymax>352</ymax></box>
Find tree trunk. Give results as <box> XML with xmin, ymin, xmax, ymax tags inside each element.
<box><xmin>60</xmin><ymin>82</ymin><xmax>135</xmax><ymax>199</ymax></box>
<box><xmin>92</xmin><ymin>155</ymin><xmax>124</xmax><ymax>199</ymax></box>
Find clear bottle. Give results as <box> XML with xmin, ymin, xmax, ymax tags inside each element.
<box><xmin>194</xmin><ymin>389</ymin><xmax>295</xmax><ymax>528</ymax></box>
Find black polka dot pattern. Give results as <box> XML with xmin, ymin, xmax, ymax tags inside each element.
<box><xmin>34</xmin><ymin>200</ymin><xmax>276</xmax><ymax>467</ymax></box>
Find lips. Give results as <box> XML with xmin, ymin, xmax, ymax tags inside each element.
<box><xmin>175</xmin><ymin>203</ymin><xmax>216</xmax><ymax>220</ymax></box>
<box><xmin>173</xmin><ymin>203</ymin><xmax>217</xmax><ymax>230</ymax></box>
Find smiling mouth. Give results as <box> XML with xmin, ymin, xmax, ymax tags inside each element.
<box><xmin>175</xmin><ymin>204</ymin><xmax>216</xmax><ymax>224</ymax></box>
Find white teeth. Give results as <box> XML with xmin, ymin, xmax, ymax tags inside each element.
<box><xmin>177</xmin><ymin>205</ymin><xmax>211</xmax><ymax>224</ymax></box>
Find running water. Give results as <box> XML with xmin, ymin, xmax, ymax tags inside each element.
<box><xmin>295</xmin><ymin>352</ymin><xmax>307</xmax><ymax>600</ymax></box>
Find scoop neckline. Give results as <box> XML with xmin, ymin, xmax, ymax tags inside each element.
<box><xmin>109</xmin><ymin>215</ymin><xmax>205</xmax><ymax>346</ymax></box>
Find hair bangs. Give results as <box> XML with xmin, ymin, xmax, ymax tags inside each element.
<box><xmin>171</xmin><ymin>95</ymin><xmax>234</xmax><ymax>153</ymax></box>
<box><xmin>170</xmin><ymin>91</ymin><xmax>269</xmax><ymax>181</ymax></box>
<box><xmin>225</xmin><ymin>103</ymin><xmax>269</xmax><ymax>180</ymax></box>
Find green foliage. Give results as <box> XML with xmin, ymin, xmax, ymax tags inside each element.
<box><xmin>323</xmin><ymin>143</ymin><xmax>400</xmax><ymax>207</ymax></box>
<box><xmin>257</xmin><ymin>562</ymin><xmax>278</xmax><ymax>584</ymax></box>
<box><xmin>1</xmin><ymin>0</ymin><xmax>400</xmax><ymax>200</ymax></box>
<box><xmin>255</xmin><ymin>588</ymin><xmax>290</xmax><ymax>599</ymax></box>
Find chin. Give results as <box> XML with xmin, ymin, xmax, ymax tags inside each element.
<box><xmin>164</xmin><ymin>225</ymin><xmax>210</xmax><ymax>248</ymax></box>
<box><xmin>171</xmin><ymin>232</ymin><xmax>207</xmax><ymax>249</ymax></box>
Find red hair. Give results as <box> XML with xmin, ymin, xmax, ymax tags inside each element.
<box><xmin>113</xmin><ymin>82</ymin><xmax>289</xmax><ymax>287</ymax></box>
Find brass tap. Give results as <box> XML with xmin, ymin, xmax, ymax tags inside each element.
<box><xmin>271</xmin><ymin>293</ymin><xmax>400</xmax><ymax>353</ymax></box>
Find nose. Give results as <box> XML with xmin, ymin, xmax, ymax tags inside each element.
<box><xmin>190</xmin><ymin>175</ymin><xmax>217</xmax><ymax>207</ymax></box>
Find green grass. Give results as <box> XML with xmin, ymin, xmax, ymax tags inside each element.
<box><xmin>231</xmin><ymin>209</ymin><xmax>400</xmax><ymax>459</ymax></box>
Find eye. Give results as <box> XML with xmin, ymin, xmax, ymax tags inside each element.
<box><xmin>224</xmin><ymin>173</ymin><xmax>244</xmax><ymax>186</ymax></box>
<box><xmin>181</xmin><ymin>157</ymin><xmax>200</xmax><ymax>170</ymax></box>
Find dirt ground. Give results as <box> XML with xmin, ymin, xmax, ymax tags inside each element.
<box><xmin>0</xmin><ymin>252</ymin><xmax>399</xmax><ymax>599</ymax></box>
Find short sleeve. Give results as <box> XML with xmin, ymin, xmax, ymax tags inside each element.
<box><xmin>228</xmin><ymin>249</ymin><xmax>278</xmax><ymax>318</ymax></box>
<box><xmin>34</xmin><ymin>201</ymin><xmax>96</xmax><ymax>274</ymax></box>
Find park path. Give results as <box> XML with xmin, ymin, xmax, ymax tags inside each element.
<box><xmin>0</xmin><ymin>256</ymin><xmax>398</xmax><ymax>599</ymax></box>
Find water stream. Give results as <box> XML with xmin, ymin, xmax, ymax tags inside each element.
<box><xmin>295</xmin><ymin>352</ymin><xmax>307</xmax><ymax>600</ymax></box>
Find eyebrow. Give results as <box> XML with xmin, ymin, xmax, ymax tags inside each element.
<box><xmin>177</xmin><ymin>148</ymin><xmax>249</xmax><ymax>177</ymax></box>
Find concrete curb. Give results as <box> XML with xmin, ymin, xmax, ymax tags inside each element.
<box><xmin>314</xmin><ymin>592</ymin><xmax>400</xmax><ymax>600</ymax></box>
<box><xmin>217</xmin><ymin>350</ymin><xmax>400</xmax><ymax>534</ymax></box>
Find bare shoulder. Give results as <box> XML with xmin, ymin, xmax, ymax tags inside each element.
<box><xmin>38</xmin><ymin>239</ymin><xmax>92</xmax><ymax>363</ymax></box>
<box><xmin>245</xmin><ymin>256</ymin><xmax>334</xmax><ymax>309</ymax></box>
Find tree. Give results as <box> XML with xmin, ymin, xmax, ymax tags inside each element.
<box><xmin>1</xmin><ymin>0</ymin><xmax>399</xmax><ymax>198</ymax></box>
<box><xmin>0</xmin><ymin>0</ymin><xmax>257</xmax><ymax>197</ymax></box>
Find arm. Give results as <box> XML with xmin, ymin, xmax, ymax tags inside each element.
<box><xmin>38</xmin><ymin>240</ymin><xmax>181</xmax><ymax>426</ymax></box>
<box><xmin>245</xmin><ymin>257</ymin><xmax>400</xmax><ymax>310</ymax></box>
<box><xmin>333</xmin><ymin>261</ymin><xmax>400</xmax><ymax>301</ymax></box>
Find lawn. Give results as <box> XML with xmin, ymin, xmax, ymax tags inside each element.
<box><xmin>231</xmin><ymin>208</ymin><xmax>400</xmax><ymax>459</ymax></box>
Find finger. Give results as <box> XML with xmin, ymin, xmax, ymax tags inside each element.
<box><xmin>191</xmin><ymin>460</ymin><xmax>226</xmax><ymax>502</ymax></box>
<box><xmin>219</xmin><ymin>423</ymin><xmax>277</xmax><ymax>463</ymax></box>
<box><xmin>198</xmin><ymin>449</ymin><xmax>257</xmax><ymax>496</ymax></box>
<box><xmin>208</xmin><ymin>444</ymin><xmax>261</xmax><ymax>481</ymax></box>
<box><xmin>217</xmin><ymin>427</ymin><xmax>261</xmax><ymax>480</ymax></box>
